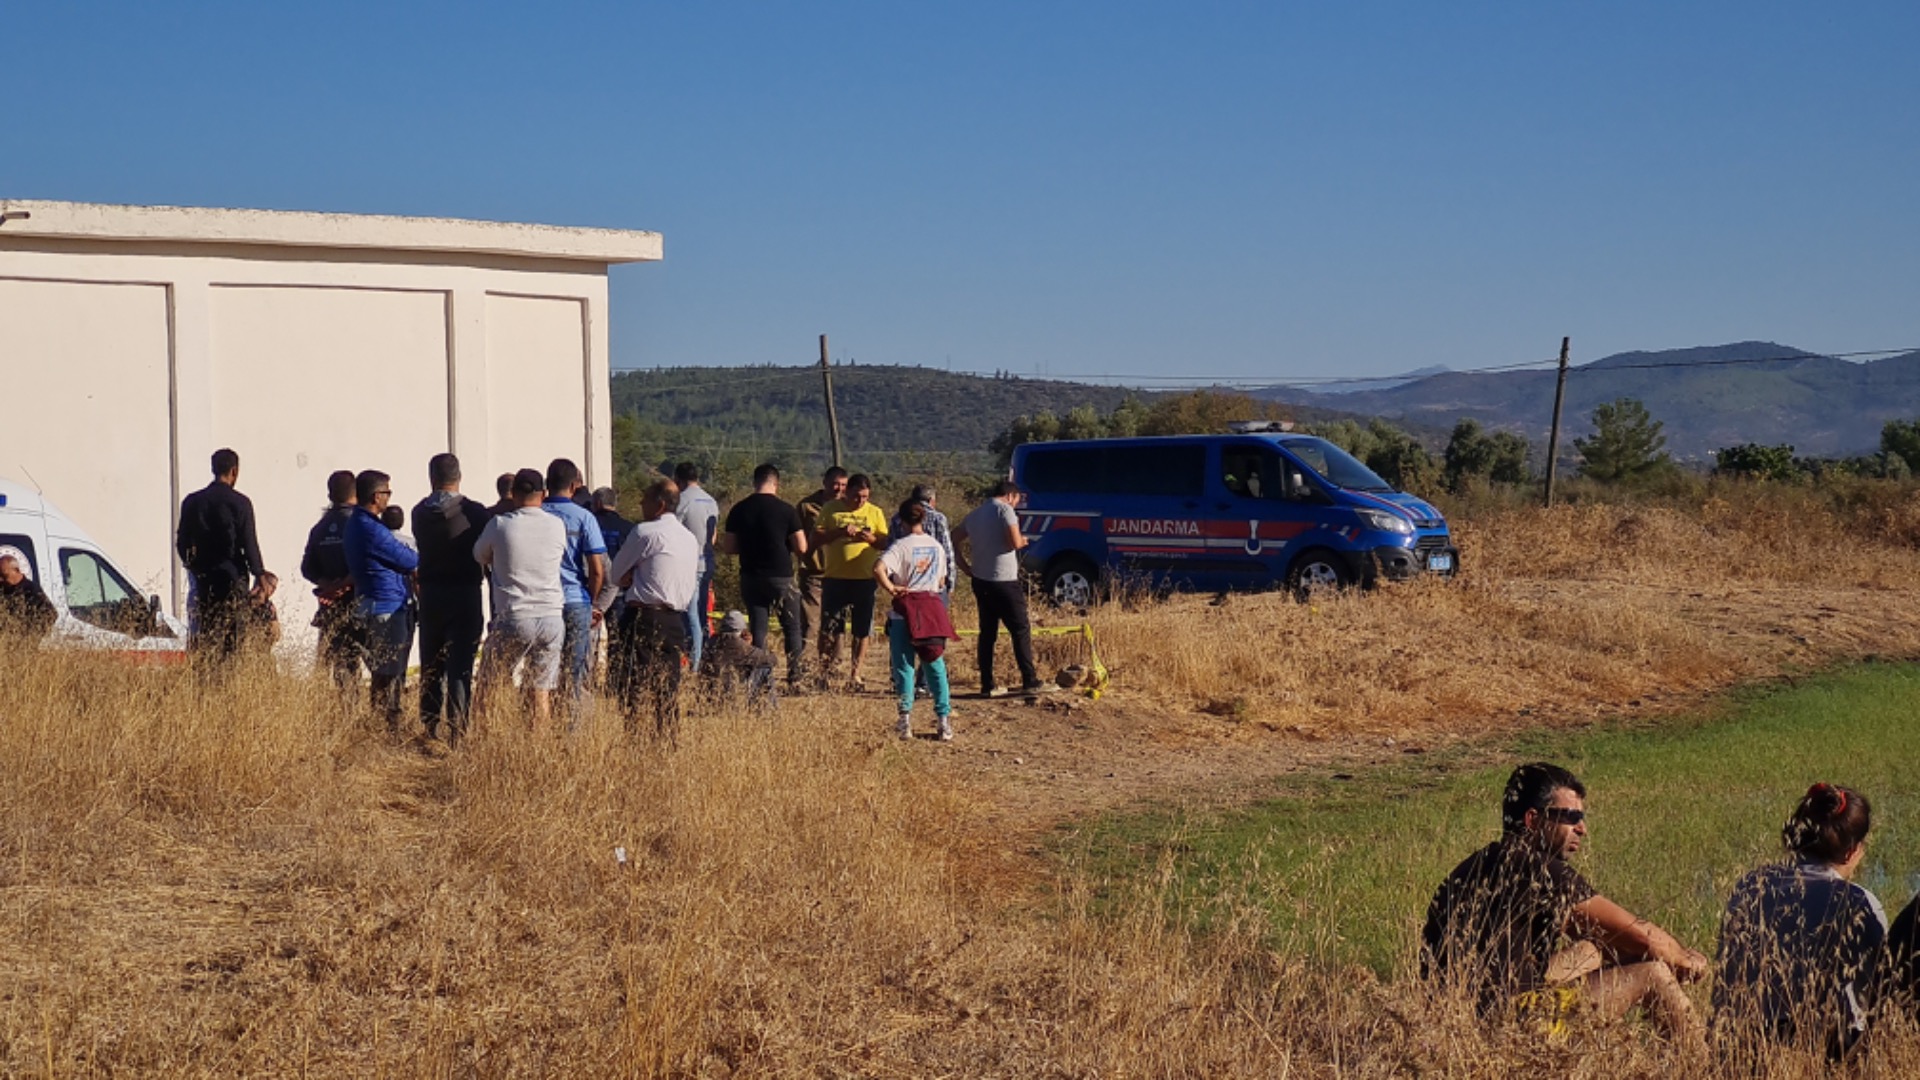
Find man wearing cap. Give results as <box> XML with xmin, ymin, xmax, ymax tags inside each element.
<box><xmin>701</xmin><ymin>610</ymin><xmax>777</xmax><ymax>707</ymax></box>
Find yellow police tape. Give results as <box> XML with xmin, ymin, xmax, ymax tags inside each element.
<box><xmin>953</xmin><ymin>622</ymin><xmax>1110</xmax><ymax>698</ymax></box>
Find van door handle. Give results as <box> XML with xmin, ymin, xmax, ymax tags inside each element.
<box><xmin>1183</xmin><ymin>500</ymin><xmax>1199</xmax><ymax>509</ymax></box>
<box><xmin>1214</xmin><ymin>503</ymin><xmax>1230</xmax><ymax>511</ymax></box>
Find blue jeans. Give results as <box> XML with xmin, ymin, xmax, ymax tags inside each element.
<box><xmin>561</xmin><ymin>602</ymin><xmax>593</xmax><ymax>700</ymax></box>
<box><xmin>888</xmin><ymin>618</ymin><xmax>949</xmax><ymax>718</ymax></box>
<box><xmin>684</xmin><ymin>567</ymin><xmax>714</xmax><ymax>672</ymax></box>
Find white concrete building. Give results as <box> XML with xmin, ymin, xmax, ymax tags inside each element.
<box><xmin>0</xmin><ymin>199</ymin><xmax>660</xmax><ymax>632</ymax></box>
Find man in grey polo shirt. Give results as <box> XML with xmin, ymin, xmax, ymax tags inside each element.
<box><xmin>953</xmin><ymin>479</ymin><xmax>1043</xmax><ymax>697</ymax></box>
<box><xmin>473</xmin><ymin>469</ymin><xmax>569</xmax><ymax>732</ymax></box>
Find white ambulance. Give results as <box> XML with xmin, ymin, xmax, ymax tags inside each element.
<box><xmin>0</xmin><ymin>476</ymin><xmax>187</xmax><ymax>655</ymax></box>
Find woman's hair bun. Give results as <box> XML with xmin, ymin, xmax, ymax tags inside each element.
<box><xmin>1806</xmin><ymin>782</ymin><xmax>1848</xmax><ymax>819</ymax></box>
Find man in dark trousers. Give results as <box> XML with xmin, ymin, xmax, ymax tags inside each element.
<box><xmin>953</xmin><ymin>480</ymin><xmax>1044</xmax><ymax>697</ymax></box>
<box><xmin>176</xmin><ymin>447</ymin><xmax>275</xmax><ymax>665</ymax></box>
<box><xmin>412</xmin><ymin>453</ymin><xmax>491</xmax><ymax>744</ymax></box>
<box><xmin>723</xmin><ymin>463</ymin><xmax>808</xmax><ymax>687</ymax></box>
<box><xmin>590</xmin><ymin>486</ymin><xmax>635</xmax><ymax>671</ymax></box>
<box><xmin>343</xmin><ymin>469</ymin><xmax>420</xmax><ymax>732</ymax></box>
<box><xmin>301</xmin><ymin>469</ymin><xmax>362</xmax><ymax>693</ymax></box>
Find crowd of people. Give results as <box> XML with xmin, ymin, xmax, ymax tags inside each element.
<box><xmin>168</xmin><ymin>451</ymin><xmax>1050</xmax><ymax>745</ymax></box>
<box><xmin>1424</xmin><ymin>762</ymin><xmax>1920</xmax><ymax>1060</ymax></box>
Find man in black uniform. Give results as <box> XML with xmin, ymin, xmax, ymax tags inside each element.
<box><xmin>176</xmin><ymin>448</ymin><xmax>275</xmax><ymax>665</ymax></box>
<box><xmin>0</xmin><ymin>552</ymin><xmax>56</xmax><ymax>641</ymax></box>
<box><xmin>301</xmin><ymin>470</ymin><xmax>361</xmax><ymax>691</ymax></box>
<box><xmin>412</xmin><ymin>453</ymin><xmax>491</xmax><ymax>743</ymax></box>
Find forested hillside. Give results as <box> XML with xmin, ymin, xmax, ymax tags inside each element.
<box><xmin>1263</xmin><ymin>342</ymin><xmax>1920</xmax><ymax>458</ymax></box>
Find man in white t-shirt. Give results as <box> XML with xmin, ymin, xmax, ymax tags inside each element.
<box><xmin>875</xmin><ymin>499</ymin><xmax>953</xmax><ymax>741</ymax></box>
<box><xmin>603</xmin><ymin>478</ymin><xmax>700</xmax><ymax>739</ymax></box>
<box><xmin>473</xmin><ymin>468</ymin><xmax>568</xmax><ymax>732</ymax></box>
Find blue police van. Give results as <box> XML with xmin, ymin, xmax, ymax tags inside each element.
<box><xmin>1010</xmin><ymin>432</ymin><xmax>1458</xmax><ymax>604</ymax></box>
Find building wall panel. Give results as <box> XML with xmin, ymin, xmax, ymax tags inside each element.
<box><xmin>484</xmin><ymin>294</ymin><xmax>588</xmax><ymax>486</ymax></box>
<box><xmin>0</xmin><ymin>277</ymin><xmax>174</xmax><ymax>597</ymax></box>
<box><xmin>207</xmin><ymin>285</ymin><xmax>450</xmax><ymax>630</ymax></box>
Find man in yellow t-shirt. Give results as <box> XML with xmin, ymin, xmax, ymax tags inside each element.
<box><xmin>815</xmin><ymin>473</ymin><xmax>890</xmax><ymax>689</ymax></box>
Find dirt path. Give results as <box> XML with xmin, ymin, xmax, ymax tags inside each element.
<box><xmin>906</xmin><ymin>578</ymin><xmax>1920</xmax><ymax>836</ymax></box>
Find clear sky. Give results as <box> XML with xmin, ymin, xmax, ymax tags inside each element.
<box><xmin>5</xmin><ymin>2</ymin><xmax>1916</xmax><ymax>381</ymax></box>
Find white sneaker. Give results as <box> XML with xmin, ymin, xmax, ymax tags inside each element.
<box><xmin>896</xmin><ymin>713</ymin><xmax>913</xmax><ymax>741</ymax></box>
<box><xmin>936</xmin><ymin>717</ymin><xmax>953</xmax><ymax>742</ymax></box>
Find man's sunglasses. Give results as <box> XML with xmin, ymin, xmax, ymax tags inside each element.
<box><xmin>1541</xmin><ymin>807</ymin><xmax>1586</xmax><ymax>825</ymax></box>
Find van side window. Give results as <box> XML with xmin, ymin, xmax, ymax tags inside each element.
<box><xmin>1222</xmin><ymin>447</ymin><xmax>1282</xmax><ymax>499</ymax></box>
<box><xmin>0</xmin><ymin>534</ymin><xmax>38</xmax><ymax>582</ymax></box>
<box><xmin>1022</xmin><ymin>445</ymin><xmax>1207</xmax><ymax>497</ymax></box>
<box><xmin>1023</xmin><ymin>448</ymin><xmax>1102</xmax><ymax>495</ymax></box>
<box><xmin>1101</xmin><ymin>445</ymin><xmax>1206</xmax><ymax>496</ymax></box>
<box><xmin>59</xmin><ymin>548</ymin><xmax>145</xmax><ymax>634</ymax></box>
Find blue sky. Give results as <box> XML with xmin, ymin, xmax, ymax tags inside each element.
<box><xmin>5</xmin><ymin>2</ymin><xmax>1916</xmax><ymax>381</ymax></box>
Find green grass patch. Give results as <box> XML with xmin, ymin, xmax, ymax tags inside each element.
<box><xmin>1067</xmin><ymin>663</ymin><xmax>1920</xmax><ymax>977</ymax></box>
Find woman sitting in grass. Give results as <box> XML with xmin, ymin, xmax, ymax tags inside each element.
<box><xmin>1713</xmin><ymin>783</ymin><xmax>1888</xmax><ymax>1060</ymax></box>
<box><xmin>1421</xmin><ymin>762</ymin><xmax>1710</xmax><ymax>1049</ymax></box>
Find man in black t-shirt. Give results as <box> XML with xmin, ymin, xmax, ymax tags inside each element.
<box><xmin>176</xmin><ymin>448</ymin><xmax>276</xmax><ymax>665</ymax></box>
<box><xmin>1422</xmin><ymin>763</ymin><xmax>1708</xmax><ymax>1048</ymax></box>
<box><xmin>722</xmin><ymin>463</ymin><xmax>809</xmax><ymax>686</ymax></box>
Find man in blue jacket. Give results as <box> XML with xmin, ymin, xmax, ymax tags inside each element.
<box><xmin>344</xmin><ymin>468</ymin><xmax>420</xmax><ymax>732</ymax></box>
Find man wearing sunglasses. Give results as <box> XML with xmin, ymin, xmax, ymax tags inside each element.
<box><xmin>1421</xmin><ymin>762</ymin><xmax>1709</xmax><ymax>1049</ymax></box>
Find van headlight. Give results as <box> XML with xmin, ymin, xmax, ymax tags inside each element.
<box><xmin>1357</xmin><ymin>509</ymin><xmax>1413</xmax><ymax>535</ymax></box>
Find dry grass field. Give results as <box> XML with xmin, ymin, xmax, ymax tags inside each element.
<box><xmin>8</xmin><ymin>479</ymin><xmax>1920</xmax><ymax>1076</ymax></box>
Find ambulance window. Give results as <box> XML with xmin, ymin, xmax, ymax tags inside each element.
<box><xmin>60</xmin><ymin>548</ymin><xmax>140</xmax><ymax>632</ymax></box>
<box><xmin>0</xmin><ymin>534</ymin><xmax>37</xmax><ymax>582</ymax></box>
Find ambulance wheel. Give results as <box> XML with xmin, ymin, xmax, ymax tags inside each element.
<box><xmin>1287</xmin><ymin>548</ymin><xmax>1353</xmax><ymax>602</ymax></box>
<box><xmin>1042</xmin><ymin>555</ymin><xmax>1101</xmax><ymax>609</ymax></box>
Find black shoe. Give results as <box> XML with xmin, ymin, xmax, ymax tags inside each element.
<box><xmin>1019</xmin><ymin>682</ymin><xmax>1050</xmax><ymax>697</ymax></box>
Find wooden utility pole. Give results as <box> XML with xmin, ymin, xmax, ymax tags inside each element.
<box><xmin>1543</xmin><ymin>336</ymin><xmax>1572</xmax><ymax>508</ymax></box>
<box><xmin>819</xmin><ymin>334</ymin><xmax>844</xmax><ymax>468</ymax></box>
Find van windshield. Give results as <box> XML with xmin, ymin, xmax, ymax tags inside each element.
<box><xmin>1283</xmin><ymin>438</ymin><xmax>1396</xmax><ymax>493</ymax></box>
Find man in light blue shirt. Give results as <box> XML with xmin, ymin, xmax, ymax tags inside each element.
<box><xmin>541</xmin><ymin>458</ymin><xmax>607</xmax><ymax>704</ymax></box>
<box><xmin>673</xmin><ymin>462</ymin><xmax>720</xmax><ymax>672</ymax></box>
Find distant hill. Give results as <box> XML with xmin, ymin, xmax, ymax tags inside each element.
<box><xmin>609</xmin><ymin>365</ymin><xmax>1395</xmax><ymax>462</ymax></box>
<box><xmin>1258</xmin><ymin>342</ymin><xmax>1920</xmax><ymax>459</ymax></box>
<box><xmin>1297</xmin><ymin>365</ymin><xmax>1451</xmax><ymax>395</ymax></box>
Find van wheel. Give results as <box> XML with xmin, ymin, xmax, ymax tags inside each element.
<box><xmin>1042</xmin><ymin>555</ymin><xmax>1101</xmax><ymax>609</ymax></box>
<box><xmin>1287</xmin><ymin>548</ymin><xmax>1353</xmax><ymax>602</ymax></box>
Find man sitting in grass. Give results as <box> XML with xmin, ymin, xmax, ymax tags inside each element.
<box><xmin>1421</xmin><ymin>762</ymin><xmax>1709</xmax><ymax>1049</ymax></box>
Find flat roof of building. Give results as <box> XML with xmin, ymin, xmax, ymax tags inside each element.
<box><xmin>0</xmin><ymin>199</ymin><xmax>661</xmax><ymax>264</ymax></box>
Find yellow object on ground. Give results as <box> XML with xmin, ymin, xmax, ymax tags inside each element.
<box><xmin>956</xmin><ymin>622</ymin><xmax>1109</xmax><ymax>697</ymax></box>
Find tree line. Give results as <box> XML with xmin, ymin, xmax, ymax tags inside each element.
<box><xmin>988</xmin><ymin>391</ymin><xmax>1920</xmax><ymax>496</ymax></box>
